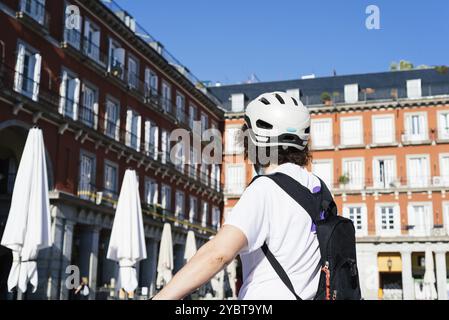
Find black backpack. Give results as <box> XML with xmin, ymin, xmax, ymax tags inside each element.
<box><xmin>250</xmin><ymin>172</ymin><xmax>362</xmax><ymax>300</ymax></box>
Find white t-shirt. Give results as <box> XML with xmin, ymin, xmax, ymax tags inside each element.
<box><xmin>224</xmin><ymin>163</ymin><xmax>322</xmax><ymax>300</ymax></box>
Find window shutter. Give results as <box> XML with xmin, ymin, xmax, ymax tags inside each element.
<box><xmin>126</xmin><ymin>110</ymin><xmax>132</xmax><ymax>146</ymax></box>
<box><xmin>59</xmin><ymin>71</ymin><xmax>68</xmax><ymax>115</ymax></box>
<box><xmin>32</xmin><ymin>53</ymin><xmax>42</xmax><ymax>101</ymax></box>
<box><xmin>144</xmin><ymin>120</ymin><xmax>151</xmax><ymax>154</ymax></box>
<box><xmin>344</xmin><ymin>84</ymin><xmax>359</xmax><ymax>103</ymax></box>
<box><xmin>72</xmin><ymin>78</ymin><xmax>81</xmax><ymax>121</ymax></box>
<box><xmin>93</xmin><ymin>102</ymin><xmax>99</xmax><ymax>129</ymax></box>
<box><xmin>84</xmin><ymin>19</ymin><xmax>90</xmax><ymax>41</ymax></box>
<box><xmin>14</xmin><ymin>44</ymin><xmax>26</xmax><ymax>93</ymax></box>
<box><xmin>136</xmin><ymin>115</ymin><xmax>142</xmax><ymax>151</ymax></box>
<box><xmin>407</xmin><ymin>79</ymin><xmax>422</xmax><ymax>99</ymax></box>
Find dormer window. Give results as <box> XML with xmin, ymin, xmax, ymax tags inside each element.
<box><xmin>231</xmin><ymin>93</ymin><xmax>245</xmax><ymax>112</ymax></box>
<box><xmin>344</xmin><ymin>84</ymin><xmax>359</xmax><ymax>103</ymax></box>
<box><xmin>407</xmin><ymin>79</ymin><xmax>422</xmax><ymax>99</ymax></box>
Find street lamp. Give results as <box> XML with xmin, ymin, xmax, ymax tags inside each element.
<box><xmin>387</xmin><ymin>257</ymin><xmax>393</xmax><ymax>272</ymax></box>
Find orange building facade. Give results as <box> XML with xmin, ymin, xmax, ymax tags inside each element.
<box><xmin>211</xmin><ymin>70</ymin><xmax>449</xmax><ymax>300</ymax></box>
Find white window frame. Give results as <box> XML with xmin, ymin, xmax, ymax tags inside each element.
<box><xmin>175</xmin><ymin>190</ymin><xmax>185</xmax><ymax>219</ymax></box>
<box><xmin>212</xmin><ymin>206</ymin><xmax>221</xmax><ymax>229</ymax></box>
<box><xmin>311</xmin><ymin>159</ymin><xmax>333</xmax><ymax>190</ymax></box>
<box><xmin>144</xmin><ymin>177</ymin><xmax>158</xmax><ymax>206</ymax></box>
<box><xmin>439</xmin><ymin>153</ymin><xmax>449</xmax><ymax>187</ymax></box>
<box><xmin>437</xmin><ymin>110</ymin><xmax>449</xmax><ymax>140</ymax></box>
<box><xmin>189</xmin><ymin>195</ymin><xmax>198</xmax><ymax>223</ymax></box>
<box><xmin>404</xmin><ymin>111</ymin><xmax>428</xmax><ymax>142</ymax></box>
<box><xmin>372</xmin><ymin>114</ymin><xmax>395</xmax><ymax>144</ymax></box>
<box><xmin>311</xmin><ymin>118</ymin><xmax>333</xmax><ymax>149</ymax></box>
<box><xmin>104</xmin><ymin>95</ymin><xmax>120</xmax><ymax>141</ymax></box>
<box><xmin>201</xmin><ymin>201</ymin><xmax>209</xmax><ymax>227</ymax></box>
<box><xmin>104</xmin><ymin>160</ymin><xmax>118</xmax><ymax>197</ymax></box>
<box><xmin>375</xmin><ymin>203</ymin><xmax>401</xmax><ymax>236</ymax></box>
<box><xmin>188</xmin><ymin>104</ymin><xmax>197</xmax><ymax>129</ymax></box>
<box><xmin>14</xmin><ymin>41</ymin><xmax>41</xmax><ymax>102</ymax></box>
<box><xmin>225</xmin><ymin>164</ymin><xmax>246</xmax><ymax>195</ymax></box>
<box><xmin>108</xmin><ymin>38</ymin><xmax>125</xmax><ymax>78</ymax></box>
<box><xmin>127</xmin><ymin>54</ymin><xmax>139</xmax><ymax>89</ymax></box>
<box><xmin>372</xmin><ymin>156</ymin><xmax>397</xmax><ymax>189</ymax></box>
<box><xmin>161</xmin><ymin>184</ymin><xmax>171</xmax><ymax>211</ymax></box>
<box><xmin>125</xmin><ymin>109</ymin><xmax>141</xmax><ymax>151</ymax></box>
<box><xmin>78</xmin><ymin>149</ymin><xmax>96</xmax><ymax>200</ymax></box>
<box><xmin>176</xmin><ymin>92</ymin><xmax>185</xmax><ymax>122</ymax></box>
<box><xmin>406</xmin><ymin>79</ymin><xmax>422</xmax><ymax>99</ymax></box>
<box><xmin>231</xmin><ymin>93</ymin><xmax>245</xmax><ymax>112</ymax></box>
<box><xmin>406</xmin><ymin>154</ymin><xmax>430</xmax><ymax>188</ymax></box>
<box><xmin>407</xmin><ymin>202</ymin><xmax>433</xmax><ymax>237</ymax></box>
<box><xmin>83</xmin><ymin>18</ymin><xmax>101</xmax><ymax>62</ymax></box>
<box><xmin>344</xmin><ymin>84</ymin><xmax>359</xmax><ymax>103</ymax></box>
<box><xmin>59</xmin><ymin>68</ymin><xmax>80</xmax><ymax>121</ymax></box>
<box><xmin>341</xmin><ymin>157</ymin><xmax>365</xmax><ymax>189</ymax></box>
<box><xmin>80</xmin><ymin>81</ymin><xmax>98</xmax><ymax>129</ymax></box>
<box><xmin>340</xmin><ymin>116</ymin><xmax>363</xmax><ymax>146</ymax></box>
<box><xmin>161</xmin><ymin>81</ymin><xmax>171</xmax><ymax>112</ymax></box>
<box><xmin>342</xmin><ymin>204</ymin><xmax>367</xmax><ymax>236</ymax></box>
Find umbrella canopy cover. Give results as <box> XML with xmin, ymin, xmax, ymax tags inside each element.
<box><xmin>156</xmin><ymin>223</ymin><xmax>173</xmax><ymax>288</ymax></box>
<box><xmin>423</xmin><ymin>249</ymin><xmax>438</xmax><ymax>300</ymax></box>
<box><xmin>1</xmin><ymin>128</ymin><xmax>51</xmax><ymax>293</ymax></box>
<box><xmin>107</xmin><ymin>169</ymin><xmax>147</xmax><ymax>293</ymax></box>
<box><xmin>183</xmin><ymin>230</ymin><xmax>197</xmax><ymax>262</ymax></box>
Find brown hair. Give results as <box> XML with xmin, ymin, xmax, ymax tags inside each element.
<box><xmin>238</xmin><ymin>124</ymin><xmax>312</xmax><ymax>169</ymax></box>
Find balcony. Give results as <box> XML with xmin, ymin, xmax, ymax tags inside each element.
<box><xmin>16</xmin><ymin>0</ymin><xmax>50</xmax><ymax>35</ymax></box>
<box><xmin>0</xmin><ymin>63</ymin><xmax>221</xmax><ymax>196</ymax></box>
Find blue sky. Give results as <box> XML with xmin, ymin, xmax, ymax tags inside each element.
<box><xmin>114</xmin><ymin>0</ymin><xmax>449</xmax><ymax>85</ymax></box>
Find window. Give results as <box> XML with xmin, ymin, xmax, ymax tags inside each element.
<box><xmin>144</xmin><ymin>120</ymin><xmax>158</xmax><ymax>158</ymax></box>
<box><xmin>200</xmin><ymin>164</ymin><xmax>209</xmax><ymax>186</ymax></box>
<box><xmin>231</xmin><ymin>93</ymin><xmax>245</xmax><ymax>112</ymax></box>
<box><xmin>210</xmin><ymin>164</ymin><xmax>220</xmax><ymax>190</ymax></box>
<box><xmin>404</xmin><ymin>112</ymin><xmax>428</xmax><ymax>142</ymax></box>
<box><xmin>176</xmin><ymin>93</ymin><xmax>185</xmax><ymax>123</ymax></box>
<box><xmin>201</xmin><ymin>201</ymin><xmax>209</xmax><ymax>227</ymax></box>
<box><xmin>189</xmin><ymin>148</ymin><xmax>198</xmax><ymax>179</ymax></box>
<box><xmin>343</xmin><ymin>205</ymin><xmax>367</xmax><ymax>236</ymax></box>
<box><xmin>20</xmin><ymin>0</ymin><xmax>45</xmax><ymax>24</ymax></box>
<box><xmin>80</xmin><ymin>83</ymin><xmax>98</xmax><ymax>128</ymax></box>
<box><xmin>144</xmin><ymin>68</ymin><xmax>158</xmax><ymax>98</ymax></box>
<box><xmin>407</xmin><ymin>79</ymin><xmax>422</xmax><ymax>99</ymax></box>
<box><xmin>376</xmin><ymin>204</ymin><xmax>400</xmax><ymax>236</ymax></box>
<box><xmin>161</xmin><ymin>129</ymin><xmax>169</xmax><ymax>164</ymax></box>
<box><xmin>340</xmin><ymin>117</ymin><xmax>363</xmax><ymax>146</ymax></box>
<box><xmin>344</xmin><ymin>84</ymin><xmax>359</xmax><ymax>103</ymax></box>
<box><xmin>125</xmin><ymin>109</ymin><xmax>141</xmax><ymax>151</ymax></box>
<box><xmin>225</xmin><ymin>127</ymin><xmax>242</xmax><ymax>154</ymax></box>
<box><xmin>372</xmin><ymin>157</ymin><xmax>396</xmax><ymax>188</ymax></box>
<box><xmin>59</xmin><ymin>69</ymin><xmax>80</xmax><ymax>120</ymax></box>
<box><xmin>342</xmin><ymin>158</ymin><xmax>364</xmax><ymax>189</ymax></box>
<box><xmin>212</xmin><ymin>206</ymin><xmax>221</xmax><ymax>229</ymax></box>
<box><xmin>407</xmin><ymin>203</ymin><xmax>433</xmax><ymax>236</ymax></box>
<box><xmin>439</xmin><ymin>154</ymin><xmax>449</xmax><ymax>186</ymax></box>
<box><xmin>201</xmin><ymin>112</ymin><xmax>208</xmax><ymax>133</ymax></box>
<box><xmin>162</xmin><ymin>82</ymin><xmax>171</xmax><ymax>112</ymax></box>
<box><xmin>78</xmin><ymin>151</ymin><xmax>95</xmax><ymax>201</ymax></box>
<box><xmin>174</xmin><ymin>141</ymin><xmax>185</xmax><ymax>173</ymax></box>
<box><xmin>175</xmin><ymin>191</ymin><xmax>185</xmax><ymax>219</ymax></box>
<box><xmin>189</xmin><ymin>104</ymin><xmax>197</xmax><ymax>130</ymax></box>
<box><xmin>372</xmin><ymin>115</ymin><xmax>395</xmax><ymax>144</ymax></box>
<box><xmin>104</xmin><ymin>161</ymin><xmax>118</xmax><ymax>205</ymax></box>
<box><xmin>64</xmin><ymin>3</ymin><xmax>82</xmax><ymax>49</ymax></box>
<box><xmin>105</xmin><ymin>98</ymin><xmax>120</xmax><ymax>140</ymax></box>
<box><xmin>14</xmin><ymin>42</ymin><xmax>41</xmax><ymax>101</ymax></box>
<box><xmin>161</xmin><ymin>184</ymin><xmax>171</xmax><ymax>211</ymax></box>
<box><xmin>144</xmin><ymin>178</ymin><xmax>158</xmax><ymax>206</ymax></box>
<box><xmin>443</xmin><ymin>202</ymin><xmax>449</xmax><ymax>236</ymax></box>
<box><xmin>437</xmin><ymin>111</ymin><xmax>449</xmax><ymax>140</ymax></box>
<box><xmin>407</xmin><ymin>155</ymin><xmax>430</xmax><ymax>187</ymax></box>
<box><xmin>127</xmin><ymin>55</ymin><xmax>139</xmax><ymax>89</ymax></box>
<box><xmin>189</xmin><ymin>196</ymin><xmax>198</xmax><ymax>223</ymax></box>
<box><xmin>312</xmin><ymin>160</ymin><xmax>333</xmax><ymax>190</ymax></box>
<box><xmin>83</xmin><ymin>19</ymin><xmax>100</xmax><ymax>61</ymax></box>
<box><xmin>311</xmin><ymin>118</ymin><xmax>332</xmax><ymax>148</ymax></box>
<box><xmin>225</xmin><ymin>164</ymin><xmax>245</xmax><ymax>194</ymax></box>
<box><xmin>286</xmin><ymin>89</ymin><xmax>301</xmax><ymax>102</ymax></box>
<box><xmin>108</xmin><ymin>39</ymin><xmax>125</xmax><ymax>78</ymax></box>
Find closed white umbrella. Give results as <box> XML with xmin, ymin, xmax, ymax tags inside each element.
<box><xmin>156</xmin><ymin>223</ymin><xmax>173</xmax><ymax>289</ymax></box>
<box><xmin>107</xmin><ymin>169</ymin><xmax>147</xmax><ymax>293</ymax></box>
<box><xmin>183</xmin><ymin>230</ymin><xmax>197</xmax><ymax>262</ymax></box>
<box><xmin>1</xmin><ymin>128</ymin><xmax>51</xmax><ymax>293</ymax></box>
<box><xmin>423</xmin><ymin>249</ymin><xmax>438</xmax><ymax>300</ymax></box>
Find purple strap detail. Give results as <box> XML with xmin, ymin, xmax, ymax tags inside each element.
<box><xmin>310</xmin><ymin>223</ymin><xmax>317</xmax><ymax>233</ymax></box>
<box><xmin>312</xmin><ymin>186</ymin><xmax>321</xmax><ymax>193</ymax></box>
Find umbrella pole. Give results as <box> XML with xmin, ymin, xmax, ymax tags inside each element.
<box><xmin>17</xmin><ymin>288</ymin><xmax>23</xmax><ymax>300</ymax></box>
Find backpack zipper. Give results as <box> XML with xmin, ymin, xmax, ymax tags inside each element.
<box><xmin>321</xmin><ymin>261</ymin><xmax>331</xmax><ymax>300</ymax></box>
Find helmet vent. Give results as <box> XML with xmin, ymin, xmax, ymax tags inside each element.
<box><xmin>305</xmin><ymin>126</ymin><xmax>310</xmax><ymax>134</ymax></box>
<box><xmin>274</xmin><ymin>93</ymin><xmax>285</xmax><ymax>104</ymax></box>
<box><xmin>256</xmin><ymin>119</ymin><xmax>273</xmax><ymax>130</ymax></box>
<box><xmin>283</xmin><ymin>134</ymin><xmax>296</xmax><ymax>141</ymax></box>
<box><xmin>259</xmin><ymin>97</ymin><xmax>270</xmax><ymax>105</ymax></box>
<box><xmin>291</xmin><ymin>97</ymin><xmax>298</xmax><ymax>106</ymax></box>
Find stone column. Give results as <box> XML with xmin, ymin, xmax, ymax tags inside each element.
<box><xmin>148</xmin><ymin>239</ymin><xmax>159</xmax><ymax>296</ymax></box>
<box><xmin>401</xmin><ymin>250</ymin><xmax>414</xmax><ymax>300</ymax></box>
<box><xmin>78</xmin><ymin>225</ymin><xmax>101</xmax><ymax>300</ymax></box>
<box><xmin>59</xmin><ymin>220</ymin><xmax>75</xmax><ymax>300</ymax></box>
<box><xmin>46</xmin><ymin>216</ymin><xmax>65</xmax><ymax>300</ymax></box>
<box><xmin>435</xmin><ymin>250</ymin><xmax>448</xmax><ymax>300</ymax></box>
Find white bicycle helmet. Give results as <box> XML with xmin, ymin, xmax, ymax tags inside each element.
<box><xmin>244</xmin><ymin>91</ymin><xmax>311</xmax><ymax>150</ymax></box>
